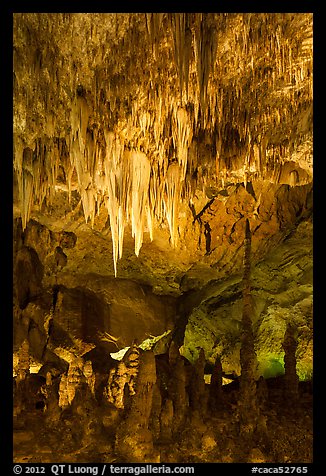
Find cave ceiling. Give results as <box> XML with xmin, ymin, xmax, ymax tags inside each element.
<box><xmin>13</xmin><ymin>12</ymin><xmax>313</xmax><ymax>281</ymax></box>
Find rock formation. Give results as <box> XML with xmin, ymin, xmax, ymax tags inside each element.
<box><xmin>209</xmin><ymin>354</ymin><xmax>224</xmax><ymax>407</ymax></box>
<box><xmin>237</xmin><ymin>219</ymin><xmax>260</xmax><ymax>438</ymax></box>
<box><xmin>104</xmin><ymin>342</ymin><xmax>140</xmax><ymax>410</ymax></box>
<box><xmin>114</xmin><ymin>350</ymin><xmax>159</xmax><ymax>462</ymax></box>
<box><xmin>168</xmin><ymin>352</ymin><xmax>188</xmax><ymax>434</ymax></box>
<box><xmin>283</xmin><ymin>322</ymin><xmax>300</xmax><ymax>403</ymax></box>
<box><xmin>188</xmin><ymin>347</ymin><xmax>207</xmax><ymax>416</ymax></box>
<box><xmin>12</xmin><ymin>12</ymin><xmax>313</xmax><ymax>464</ymax></box>
<box><xmin>16</xmin><ymin>339</ymin><xmax>30</xmax><ymax>383</ymax></box>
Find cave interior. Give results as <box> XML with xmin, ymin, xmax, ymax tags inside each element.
<box><xmin>12</xmin><ymin>12</ymin><xmax>313</xmax><ymax>464</ymax></box>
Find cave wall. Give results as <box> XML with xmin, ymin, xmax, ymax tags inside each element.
<box><xmin>181</xmin><ymin>218</ymin><xmax>313</xmax><ymax>381</ymax></box>
<box><xmin>13</xmin><ymin>218</ymin><xmax>177</xmax><ymax>376</ymax></box>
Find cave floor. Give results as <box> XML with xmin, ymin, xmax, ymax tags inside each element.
<box><xmin>13</xmin><ymin>392</ymin><xmax>313</xmax><ymax>464</ymax></box>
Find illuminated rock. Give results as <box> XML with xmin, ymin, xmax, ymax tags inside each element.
<box><xmin>12</xmin><ymin>13</ymin><xmax>313</xmax><ymax>464</ymax></box>
<box><xmin>115</xmin><ymin>350</ymin><xmax>159</xmax><ymax>462</ymax></box>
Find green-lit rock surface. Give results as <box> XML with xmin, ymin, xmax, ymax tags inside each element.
<box><xmin>181</xmin><ymin>219</ymin><xmax>312</xmax><ymax>381</ymax></box>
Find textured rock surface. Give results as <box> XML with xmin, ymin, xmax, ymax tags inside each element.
<box><xmin>181</xmin><ymin>218</ymin><xmax>313</xmax><ymax>380</ymax></box>
<box><xmin>13</xmin><ymin>13</ymin><xmax>312</xmax><ymax>274</ymax></box>
<box><xmin>114</xmin><ymin>350</ymin><xmax>159</xmax><ymax>462</ymax></box>
<box><xmin>12</xmin><ymin>13</ymin><xmax>313</xmax><ymax>464</ymax></box>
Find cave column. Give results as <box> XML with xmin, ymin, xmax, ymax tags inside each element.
<box><xmin>237</xmin><ymin>219</ymin><xmax>260</xmax><ymax>436</ymax></box>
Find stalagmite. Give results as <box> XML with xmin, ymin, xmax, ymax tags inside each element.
<box><xmin>167</xmin><ymin>343</ymin><xmax>188</xmax><ymax>434</ymax></box>
<box><xmin>159</xmin><ymin>398</ymin><xmax>174</xmax><ymax>442</ymax></box>
<box><xmin>150</xmin><ymin>382</ymin><xmax>162</xmax><ymax>441</ymax></box>
<box><xmin>58</xmin><ymin>357</ymin><xmax>95</xmax><ymax>409</ymax></box>
<box><xmin>282</xmin><ymin>322</ymin><xmax>299</xmax><ymax>403</ymax></box>
<box><xmin>188</xmin><ymin>348</ymin><xmax>207</xmax><ymax>416</ymax></box>
<box><xmin>115</xmin><ymin>350</ymin><xmax>159</xmax><ymax>462</ymax></box>
<box><xmin>104</xmin><ymin>342</ymin><xmax>140</xmax><ymax>409</ymax></box>
<box><xmin>83</xmin><ymin>360</ymin><xmax>96</xmax><ymax>397</ymax></box>
<box><xmin>256</xmin><ymin>376</ymin><xmax>269</xmax><ymax>411</ymax></box>
<box><xmin>17</xmin><ymin>339</ymin><xmax>30</xmax><ymax>382</ymax></box>
<box><xmin>44</xmin><ymin>376</ymin><xmax>62</xmax><ymax>424</ymax></box>
<box><xmin>209</xmin><ymin>354</ymin><xmax>224</xmax><ymax>407</ymax></box>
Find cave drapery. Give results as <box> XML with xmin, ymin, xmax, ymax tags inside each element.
<box><xmin>13</xmin><ymin>13</ymin><xmax>313</xmax><ymax>464</ymax></box>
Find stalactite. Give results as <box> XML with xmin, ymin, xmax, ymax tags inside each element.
<box><xmin>163</xmin><ymin>164</ymin><xmax>181</xmax><ymax>248</ymax></box>
<box><xmin>130</xmin><ymin>151</ymin><xmax>151</xmax><ymax>256</ymax></box>
<box><xmin>103</xmin><ymin>131</ymin><xmax>127</xmax><ymax>276</ymax></box>
<box><xmin>170</xmin><ymin>14</ymin><xmax>192</xmax><ymax>103</ymax></box>
<box><xmin>172</xmin><ymin>107</ymin><xmax>193</xmax><ymax>181</ymax></box>
<box><xmin>19</xmin><ymin>169</ymin><xmax>34</xmax><ymax>231</ymax></box>
<box><xmin>194</xmin><ymin>14</ymin><xmax>217</xmax><ymax>122</ymax></box>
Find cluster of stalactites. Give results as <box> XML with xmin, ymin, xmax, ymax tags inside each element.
<box><xmin>14</xmin><ymin>137</ymin><xmax>61</xmax><ymax>230</ymax></box>
<box><xmin>65</xmin><ymin>97</ymin><xmax>193</xmax><ymax>276</ymax></box>
<box><xmin>13</xmin><ymin>13</ymin><xmax>313</xmax><ymax>274</ymax></box>
<box><xmin>14</xmin><ymin>104</ymin><xmax>195</xmax><ymax>277</ymax></box>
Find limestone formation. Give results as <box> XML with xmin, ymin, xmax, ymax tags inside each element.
<box><xmin>282</xmin><ymin>322</ymin><xmax>299</xmax><ymax>403</ymax></box>
<box><xmin>188</xmin><ymin>348</ymin><xmax>207</xmax><ymax>416</ymax></box>
<box><xmin>237</xmin><ymin>219</ymin><xmax>260</xmax><ymax>436</ymax></box>
<box><xmin>115</xmin><ymin>350</ymin><xmax>159</xmax><ymax>462</ymax></box>
<box><xmin>159</xmin><ymin>398</ymin><xmax>174</xmax><ymax>443</ymax></box>
<box><xmin>14</xmin><ymin>340</ymin><xmax>31</xmax><ymax>417</ymax></box>
<box><xmin>82</xmin><ymin>360</ymin><xmax>96</xmax><ymax>397</ymax></box>
<box><xmin>149</xmin><ymin>382</ymin><xmax>162</xmax><ymax>440</ymax></box>
<box><xmin>59</xmin><ymin>357</ymin><xmax>85</xmax><ymax>408</ymax></box>
<box><xmin>43</xmin><ymin>376</ymin><xmax>62</xmax><ymax>424</ymax></box>
<box><xmin>169</xmin><ymin>356</ymin><xmax>188</xmax><ymax>434</ymax></box>
<box><xmin>13</xmin><ymin>13</ymin><xmax>312</xmax><ymax>276</ymax></box>
<box><xmin>209</xmin><ymin>354</ymin><xmax>223</xmax><ymax>407</ymax></box>
<box><xmin>12</xmin><ymin>13</ymin><xmax>313</xmax><ymax>465</ymax></box>
<box><xmin>17</xmin><ymin>339</ymin><xmax>30</xmax><ymax>382</ymax></box>
<box><xmin>256</xmin><ymin>376</ymin><xmax>269</xmax><ymax>410</ymax></box>
<box><xmin>104</xmin><ymin>342</ymin><xmax>140</xmax><ymax>410</ymax></box>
